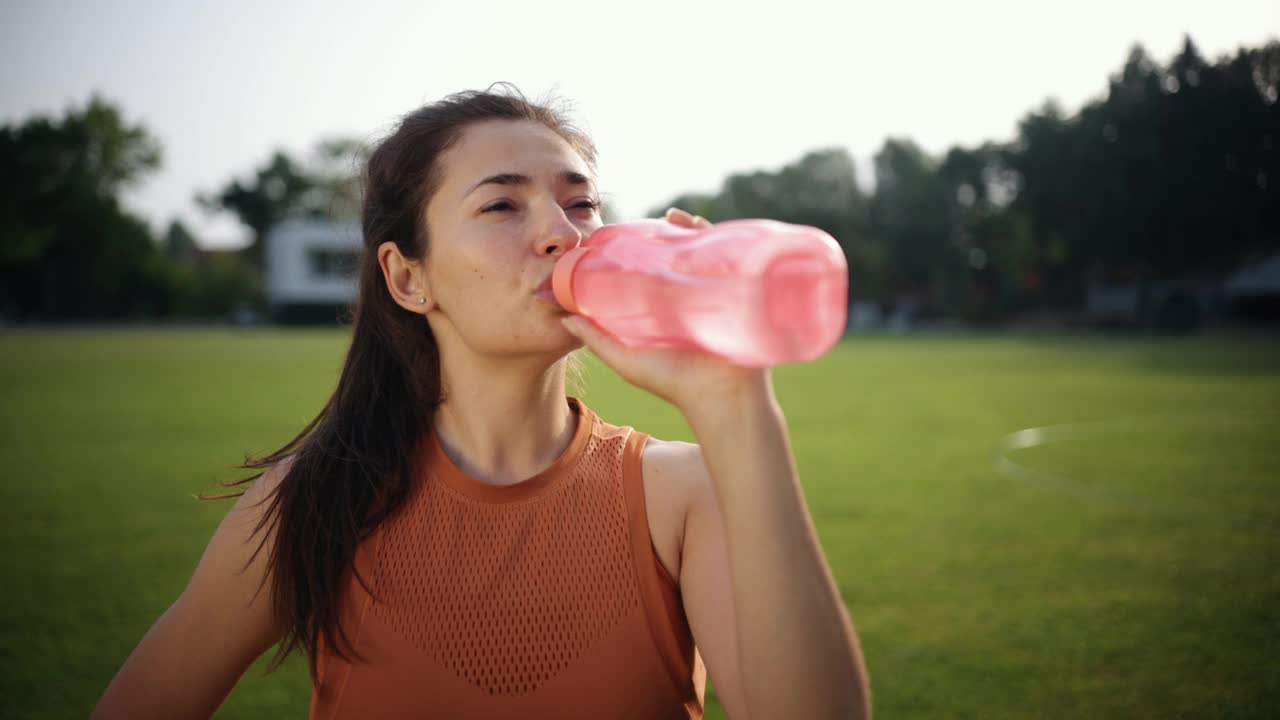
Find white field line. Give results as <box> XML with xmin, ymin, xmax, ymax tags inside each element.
<box><xmin>991</xmin><ymin>419</ymin><xmax>1184</xmax><ymax>510</ymax></box>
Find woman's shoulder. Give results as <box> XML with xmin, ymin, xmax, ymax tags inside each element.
<box><xmin>639</xmin><ymin>437</ymin><xmax>705</xmax><ymax>479</ymax></box>
<box><xmin>639</xmin><ymin>438</ymin><xmax>712</xmax><ymax>520</ymax></box>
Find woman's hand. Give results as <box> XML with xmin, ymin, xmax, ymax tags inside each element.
<box><xmin>559</xmin><ymin>208</ymin><xmax>773</xmax><ymax>420</ymax></box>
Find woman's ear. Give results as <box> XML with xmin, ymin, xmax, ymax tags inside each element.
<box><xmin>377</xmin><ymin>241</ymin><xmax>436</xmax><ymax>313</ymax></box>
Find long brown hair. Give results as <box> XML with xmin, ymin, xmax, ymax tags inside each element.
<box><xmin>212</xmin><ymin>83</ymin><xmax>598</xmax><ymax>678</ymax></box>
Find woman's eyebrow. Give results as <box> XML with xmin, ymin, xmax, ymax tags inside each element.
<box><xmin>464</xmin><ymin>170</ymin><xmax>593</xmax><ymax>198</ymax></box>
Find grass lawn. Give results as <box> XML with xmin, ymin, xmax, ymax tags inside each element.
<box><xmin>1</xmin><ymin>329</ymin><xmax>1277</xmax><ymax>718</ymax></box>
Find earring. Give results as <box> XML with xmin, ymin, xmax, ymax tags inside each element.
<box><xmin>419</xmin><ymin>297</ymin><xmax>426</xmax><ymax>304</ymax></box>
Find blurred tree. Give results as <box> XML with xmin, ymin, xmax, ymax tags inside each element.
<box><xmin>1221</xmin><ymin>40</ymin><xmax>1280</xmax><ymax>260</ymax></box>
<box><xmin>1004</xmin><ymin>99</ymin><xmax>1087</xmax><ymax>306</ymax></box>
<box><xmin>935</xmin><ymin>143</ymin><xmax>1026</xmax><ymax>320</ymax></box>
<box><xmin>866</xmin><ymin>138</ymin><xmax>950</xmax><ymax>306</ymax></box>
<box><xmin>163</xmin><ymin>220</ymin><xmax>198</xmax><ymax>260</ymax></box>
<box><xmin>151</xmin><ymin>218</ymin><xmax>261</xmax><ymax>318</ymax></box>
<box><xmin>199</xmin><ymin>151</ymin><xmax>316</xmax><ymax>270</ymax></box>
<box><xmin>645</xmin><ymin>36</ymin><xmax>1278</xmax><ymax>324</ymax></box>
<box><xmin>1006</xmin><ymin>37</ymin><xmax>1280</xmax><ymax>321</ymax></box>
<box><xmin>0</xmin><ymin>96</ymin><xmax>168</xmax><ymax>320</ymax></box>
<box><xmin>200</xmin><ymin>137</ymin><xmax>367</xmax><ymax>269</ymax></box>
<box><xmin>649</xmin><ymin>148</ymin><xmax>874</xmax><ymax>296</ymax></box>
<box><xmin>311</xmin><ymin>137</ymin><xmax>371</xmax><ymax>220</ymax></box>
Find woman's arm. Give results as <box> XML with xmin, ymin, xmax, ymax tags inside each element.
<box><xmin>679</xmin><ymin>374</ymin><xmax>870</xmax><ymax>719</ymax></box>
<box><xmin>91</xmin><ymin>459</ymin><xmax>291</xmax><ymax>720</ymax></box>
<box><xmin>561</xmin><ymin>332</ymin><xmax>871</xmax><ymax>719</ymax></box>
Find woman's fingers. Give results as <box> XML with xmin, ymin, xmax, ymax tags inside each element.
<box><xmin>665</xmin><ymin>207</ymin><xmax>693</xmax><ymax>226</ymax></box>
<box><xmin>665</xmin><ymin>207</ymin><xmax>712</xmax><ymax>228</ymax></box>
<box><xmin>562</xmin><ymin>315</ymin><xmax>624</xmax><ymax>366</ymax></box>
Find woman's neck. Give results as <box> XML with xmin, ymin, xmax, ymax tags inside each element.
<box><xmin>432</xmin><ymin>353</ymin><xmax>577</xmax><ymax>487</ymax></box>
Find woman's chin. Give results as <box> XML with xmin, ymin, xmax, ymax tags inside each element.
<box><xmin>526</xmin><ymin>326</ymin><xmax>583</xmax><ymax>358</ymax></box>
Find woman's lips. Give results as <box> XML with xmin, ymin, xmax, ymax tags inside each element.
<box><xmin>534</xmin><ymin>274</ymin><xmax>561</xmax><ymax>306</ymax></box>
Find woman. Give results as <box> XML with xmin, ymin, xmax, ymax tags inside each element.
<box><xmin>93</xmin><ymin>85</ymin><xmax>870</xmax><ymax>719</ymax></box>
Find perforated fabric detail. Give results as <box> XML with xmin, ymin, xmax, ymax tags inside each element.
<box><xmin>369</xmin><ymin>425</ymin><xmax>641</xmax><ymax>697</ymax></box>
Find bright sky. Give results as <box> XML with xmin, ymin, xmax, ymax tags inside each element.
<box><xmin>2</xmin><ymin>0</ymin><xmax>1276</xmax><ymax>248</ymax></box>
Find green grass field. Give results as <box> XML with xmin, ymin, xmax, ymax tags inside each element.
<box><xmin>2</xmin><ymin>329</ymin><xmax>1278</xmax><ymax>719</ymax></box>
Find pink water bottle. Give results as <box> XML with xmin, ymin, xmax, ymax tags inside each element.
<box><xmin>552</xmin><ymin>218</ymin><xmax>848</xmax><ymax>367</ymax></box>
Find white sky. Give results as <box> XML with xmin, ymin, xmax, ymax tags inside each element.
<box><xmin>2</xmin><ymin>0</ymin><xmax>1276</xmax><ymax>248</ymax></box>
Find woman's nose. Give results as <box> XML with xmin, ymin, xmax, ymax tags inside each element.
<box><xmin>535</xmin><ymin>209</ymin><xmax>584</xmax><ymax>257</ymax></box>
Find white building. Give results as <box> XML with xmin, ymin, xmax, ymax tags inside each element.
<box><xmin>265</xmin><ymin>218</ymin><xmax>362</xmax><ymax>323</ymax></box>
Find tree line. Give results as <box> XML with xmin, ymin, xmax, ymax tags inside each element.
<box><xmin>2</xmin><ymin>36</ymin><xmax>1276</xmax><ymax>324</ymax></box>
<box><xmin>655</xmin><ymin>37</ymin><xmax>1278</xmax><ymax>325</ymax></box>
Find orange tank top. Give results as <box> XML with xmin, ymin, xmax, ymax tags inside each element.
<box><xmin>309</xmin><ymin>397</ymin><xmax>706</xmax><ymax>719</ymax></box>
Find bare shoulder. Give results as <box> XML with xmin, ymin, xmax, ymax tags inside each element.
<box><xmin>178</xmin><ymin>452</ymin><xmax>300</xmax><ymax>642</ymax></box>
<box><xmin>639</xmin><ymin>437</ymin><xmax>713</xmax><ymax>584</ymax></box>
<box><xmin>225</xmin><ymin>453</ymin><xmax>296</xmax><ymax>521</ymax></box>
<box><xmin>641</xmin><ymin>438</ymin><xmax>710</xmax><ymax>485</ymax></box>
<box><xmin>191</xmin><ymin>453</ymin><xmax>297</xmax><ymax>602</ymax></box>
<box><xmin>198</xmin><ymin>452</ymin><xmax>298</xmax><ymax>586</ymax></box>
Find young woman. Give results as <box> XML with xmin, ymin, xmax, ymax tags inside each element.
<box><xmin>93</xmin><ymin>86</ymin><xmax>870</xmax><ymax>720</ymax></box>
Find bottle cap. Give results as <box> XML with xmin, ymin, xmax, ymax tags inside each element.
<box><xmin>552</xmin><ymin>246</ymin><xmax>593</xmax><ymax>313</ymax></box>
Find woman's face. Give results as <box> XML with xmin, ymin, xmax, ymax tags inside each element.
<box><xmin>420</xmin><ymin>119</ymin><xmax>603</xmax><ymax>358</ymax></box>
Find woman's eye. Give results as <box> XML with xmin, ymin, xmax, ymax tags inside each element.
<box><xmin>481</xmin><ymin>199</ymin><xmax>599</xmax><ymax>214</ymax></box>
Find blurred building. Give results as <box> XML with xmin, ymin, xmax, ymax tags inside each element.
<box><xmin>847</xmin><ymin>301</ymin><xmax>884</xmax><ymax>332</ymax></box>
<box><xmin>1085</xmin><ymin>253</ymin><xmax>1280</xmax><ymax>329</ymax></box>
<box><xmin>1224</xmin><ymin>252</ymin><xmax>1280</xmax><ymax>324</ymax></box>
<box><xmin>265</xmin><ymin>218</ymin><xmax>361</xmax><ymax>324</ymax></box>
